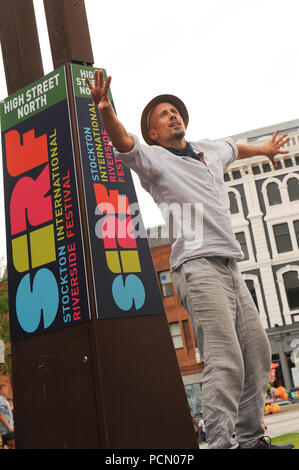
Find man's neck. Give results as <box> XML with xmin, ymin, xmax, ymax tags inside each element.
<box><xmin>159</xmin><ymin>137</ymin><xmax>187</xmax><ymax>149</ymax></box>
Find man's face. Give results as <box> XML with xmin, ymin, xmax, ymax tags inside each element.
<box><xmin>147</xmin><ymin>102</ymin><xmax>186</xmax><ymax>146</ymax></box>
<box><xmin>0</xmin><ymin>386</ymin><xmax>8</xmax><ymax>397</ymax></box>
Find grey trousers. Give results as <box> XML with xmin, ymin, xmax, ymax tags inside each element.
<box><xmin>172</xmin><ymin>256</ymin><xmax>271</xmax><ymax>449</ymax></box>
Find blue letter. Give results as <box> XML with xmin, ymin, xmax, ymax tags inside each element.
<box><xmin>112</xmin><ymin>274</ymin><xmax>145</xmax><ymax>311</ymax></box>
<box><xmin>16</xmin><ymin>268</ymin><xmax>59</xmax><ymax>333</ymax></box>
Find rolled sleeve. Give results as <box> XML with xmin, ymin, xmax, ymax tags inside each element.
<box><xmin>217</xmin><ymin>137</ymin><xmax>238</xmax><ymax>171</ymax></box>
<box><xmin>113</xmin><ymin>134</ymin><xmax>163</xmax><ymax>182</ymax></box>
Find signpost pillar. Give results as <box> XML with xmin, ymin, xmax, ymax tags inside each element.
<box><xmin>0</xmin><ymin>0</ymin><xmax>44</xmax><ymax>94</ymax></box>
<box><xmin>0</xmin><ymin>0</ymin><xmax>198</xmax><ymax>449</ymax></box>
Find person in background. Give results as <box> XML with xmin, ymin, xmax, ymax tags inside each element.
<box><xmin>198</xmin><ymin>413</ymin><xmax>206</xmax><ymax>442</ymax></box>
<box><xmin>0</xmin><ymin>384</ymin><xmax>14</xmax><ymax>448</ymax></box>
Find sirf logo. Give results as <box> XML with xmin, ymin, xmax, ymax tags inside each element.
<box><xmin>94</xmin><ymin>183</ymin><xmax>145</xmax><ymax>311</ymax></box>
<box><xmin>4</xmin><ymin>128</ymin><xmax>59</xmax><ymax>333</ymax></box>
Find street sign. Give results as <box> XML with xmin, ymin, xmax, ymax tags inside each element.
<box><xmin>0</xmin><ymin>67</ymin><xmax>90</xmax><ymax>340</ymax></box>
<box><xmin>71</xmin><ymin>64</ymin><xmax>165</xmax><ymax>320</ymax></box>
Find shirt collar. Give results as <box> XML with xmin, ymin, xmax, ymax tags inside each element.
<box><xmin>163</xmin><ymin>142</ymin><xmax>201</xmax><ymax>161</ymax></box>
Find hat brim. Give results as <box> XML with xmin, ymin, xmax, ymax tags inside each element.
<box><xmin>141</xmin><ymin>94</ymin><xmax>189</xmax><ymax>146</ymax></box>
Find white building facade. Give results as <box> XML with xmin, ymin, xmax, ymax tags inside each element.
<box><xmin>228</xmin><ymin>119</ymin><xmax>299</xmax><ymax>390</ymax></box>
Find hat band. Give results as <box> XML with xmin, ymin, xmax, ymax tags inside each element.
<box><xmin>146</xmin><ymin>107</ymin><xmax>154</xmax><ymax>131</ymax></box>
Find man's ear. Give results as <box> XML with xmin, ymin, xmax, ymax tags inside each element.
<box><xmin>148</xmin><ymin>129</ymin><xmax>158</xmax><ymax>142</ymax></box>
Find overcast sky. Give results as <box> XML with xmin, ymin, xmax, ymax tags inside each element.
<box><xmin>1</xmin><ymin>0</ymin><xmax>299</xmax><ymax>271</ymax></box>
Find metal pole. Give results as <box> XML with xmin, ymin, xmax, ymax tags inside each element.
<box><xmin>0</xmin><ymin>0</ymin><xmax>44</xmax><ymax>94</ymax></box>
<box><xmin>43</xmin><ymin>0</ymin><xmax>94</xmax><ymax>69</ymax></box>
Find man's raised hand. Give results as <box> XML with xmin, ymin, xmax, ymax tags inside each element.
<box><xmin>263</xmin><ymin>130</ymin><xmax>290</xmax><ymax>167</ymax></box>
<box><xmin>85</xmin><ymin>69</ymin><xmax>133</xmax><ymax>153</ymax></box>
<box><xmin>86</xmin><ymin>69</ymin><xmax>112</xmax><ymax>110</ymax></box>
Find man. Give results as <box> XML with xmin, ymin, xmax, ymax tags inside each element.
<box><xmin>86</xmin><ymin>71</ymin><xmax>294</xmax><ymax>449</ymax></box>
<box><xmin>0</xmin><ymin>384</ymin><xmax>14</xmax><ymax>448</ymax></box>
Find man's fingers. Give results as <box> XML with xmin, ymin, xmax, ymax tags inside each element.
<box><xmin>272</xmin><ymin>130</ymin><xmax>279</xmax><ymax>142</ymax></box>
<box><xmin>99</xmin><ymin>70</ymin><xmax>104</xmax><ymax>90</ymax></box>
<box><xmin>85</xmin><ymin>76</ymin><xmax>93</xmax><ymax>90</ymax></box>
<box><xmin>94</xmin><ymin>69</ymin><xmax>100</xmax><ymax>88</ymax></box>
<box><xmin>277</xmin><ymin>133</ymin><xmax>289</xmax><ymax>144</ymax></box>
<box><xmin>279</xmin><ymin>137</ymin><xmax>290</xmax><ymax>147</ymax></box>
<box><xmin>103</xmin><ymin>76</ymin><xmax>112</xmax><ymax>98</ymax></box>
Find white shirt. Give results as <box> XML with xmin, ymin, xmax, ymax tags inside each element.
<box><xmin>114</xmin><ymin>135</ymin><xmax>244</xmax><ymax>271</ymax></box>
<box><xmin>199</xmin><ymin>418</ymin><xmax>206</xmax><ymax>432</ymax></box>
<box><xmin>0</xmin><ymin>395</ymin><xmax>13</xmax><ymax>434</ymax></box>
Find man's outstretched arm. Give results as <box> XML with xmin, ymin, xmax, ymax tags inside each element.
<box><xmin>86</xmin><ymin>70</ymin><xmax>134</xmax><ymax>153</ymax></box>
<box><xmin>236</xmin><ymin>130</ymin><xmax>290</xmax><ymax>168</ymax></box>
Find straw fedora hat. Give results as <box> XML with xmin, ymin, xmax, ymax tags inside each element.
<box><xmin>141</xmin><ymin>94</ymin><xmax>189</xmax><ymax>146</ymax></box>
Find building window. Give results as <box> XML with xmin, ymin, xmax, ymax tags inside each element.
<box><xmin>245</xmin><ymin>279</ymin><xmax>259</xmax><ymax>310</ymax></box>
<box><xmin>267</xmin><ymin>182</ymin><xmax>282</xmax><ymax>206</ymax></box>
<box><xmin>273</xmin><ymin>223</ymin><xmax>293</xmax><ymax>253</ymax></box>
<box><xmin>253</xmin><ymin>165</ymin><xmax>261</xmax><ymax>175</ymax></box>
<box><xmin>287</xmin><ymin>178</ymin><xmax>299</xmax><ymax>201</ymax></box>
<box><xmin>185</xmin><ymin>383</ymin><xmax>202</xmax><ymax>417</ymax></box>
<box><xmin>294</xmin><ymin>220</ymin><xmax>299</xmax><ymax>248</ymax></box>
<box><xmin>229</xmin><ymin>192</ymin><xmax>239</xmax><ymax>214</ymax></box>
<box><xmin>232</xmin><ymin>170</ymin><xmax>241</xmax><ymax>180</ymax></box>
<box><xmin>283</xmin><ymin>271</ymin><xmax>299</xmax><ymax>310</ymax></box>
<box><xmin>158</xmin><ymin>270</ymin><xmax>174</xmax><ymax>297</ymax></box>
<box><xmin>235</xmin><ymin>232</ymin><xmax>249</xmax><ymax>260</ymax></box>
<box><xmin>263</xmin><ymin>163</ymin><xmax>271</xmax><ymax>172</ymax></box>
<box><xmin>285</xmin><ymin>158</ymin><xmax>293</xmax><ymax>168</ymax></box>
<box><xmin>169</xmin><ymin>322</ymin><xmax>183</xmax><ymax>349</ymax></box>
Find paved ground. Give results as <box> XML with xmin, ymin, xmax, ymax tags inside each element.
<box><xmin>199</xmin><ymin>403</ymin><xmax>299</xmax><ymax>449</ymax></box>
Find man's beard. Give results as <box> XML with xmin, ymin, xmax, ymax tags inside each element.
<box><xmin>172</xmin><ymin>130</ymin><xmax>186</xmax><ymax>141</ymax></box>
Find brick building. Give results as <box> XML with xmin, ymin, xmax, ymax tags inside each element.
<box><xmin>147</xmin><ymin>226</ymin><xmax>204</xmax><ymax>416</ymax></box>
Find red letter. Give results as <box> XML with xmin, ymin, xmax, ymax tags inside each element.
<box><xmin>5</xmin><ymin>129</ymin><xmax>48</xmax><ymax>177</ymax></box>
<box><xmin>94</xmin><ymin>183</ymin><xmax>130</xmax><ymax>214</ymax></box>
<box><xmin>102</xmin><ymin>215</ymin><xmax>136</xmax><ymax>249</ymax></box>
<box><xmin>10</xmin><ymin>164</ymin><xmax>53</xmax><ymax>235</ymax></box>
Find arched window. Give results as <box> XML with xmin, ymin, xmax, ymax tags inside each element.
<box><xmin>229</xmin><ymin>192</ymin><xmax>239</xmax><ymax>214</ymax></box>
<box><xmin>287</xmin><ymin>178</ymin><xmax>299</xmax><ymax>201</ymax></box>
<box><xmin>267</xmin><ymin>182</ymin><xmax>282</xmax><ymax>206</ymax></box>
<box><xmin>283</xmin><ymin>271</ymin><xmax>299</xmax><ymax>310</ymax></box>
